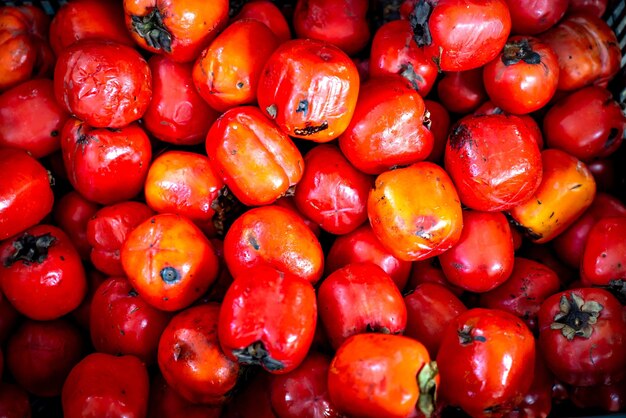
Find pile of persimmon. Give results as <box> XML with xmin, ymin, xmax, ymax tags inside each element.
<box><xmin>0</xmin><ymin>0</ymin><xmax>625</xmax><ymax>417</ymax></box>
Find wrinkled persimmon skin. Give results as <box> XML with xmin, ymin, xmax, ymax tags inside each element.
<box><xmin>368</xmin><ymin>162</ymin><xmax>463</xmax><ymax>262</ymax></box>
<box><xmin>206</xmin><ymin>106</ymin><xmax>303</xmax><ymax>206</ymax></box>
<box><xmin>224</xmin><ymin>205</ymin><xmax>324</xmax><ymax>284</ymax></box>
<box><xmin>474</xmin><ymin>101</ymin><xmax>544</xmax><ymax>149</ymax></box>
<box><xmin>581</xmin><ymin>217</ymin><xmax>626</xmax><ymax>285</ymax></box>
<box><xmin>54</xmin><ymin>40</ymin><xmax>152</xmax><ymax>128</ymax></box>
<box><xmin>508</xmin><ymin>149</ymin><xmax>596</xmax><ymax>244</ymax></box>
<box><xmin>445</xmin><ymin>114</ymin><xmax>542</xmax><ymax>212</ymax></box>
<box><xmin>194</xmin><ymin>19</ymin><xmax>279</xmax><ymax>112</ymax></box>
<box><xmin>369</xmin><ymin>19</ymin><xmax>438</xmax><ymax>96</ymax></box>
<box><xmin>121</xmin><ymin>213</ymin><xmax>219</xmax><ymax>311</ymax></box>
<box><xmin>504</xmin><ymin>0</ymin><xmax>569</xmax><ymax>35</ymax></box>
<box><xmin>339</xmin><ymin>76</ymin><xmax>433</xmax><ymax>174</ymax></box>
<box><xmin>328</xmin><ymin>333</ymin><xmax>437</xmax><ymax>418</ymax></box>
<box><xmin>123</xmin><ymin>0</ymin><xmax>229</xmax><ymax>63</ymax></box>
<box><xmin>232</xmin><ymin>1</ymin><xmax>291</xmax><ymax>44</ymax></box>
<box><xmin>257</xmin><ymin>38</ymin><xmax>360</xmax><ymax>142</ymax></box>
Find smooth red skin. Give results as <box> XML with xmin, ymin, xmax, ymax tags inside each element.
<box><xmin>369</xmin><ymin>19</ymin><xmax>438</xmax><ymax>96</ymax></box>
<box><xmin>0</xmin><ymin>79</ymin><xmax>69</xmax><ymax>158</ymax></box>
<box><xmin>62</xmin><ymin>353</ymin><xmax>149</xmax><ymax>418</ymax></box>
<box><xmin>483</xmin><ymin>36</ymin><xmax>560</xmax><ymax>115</ymax></box>
<box><xmin>538</xmin><ymin>288</ymin><xmax>626</xmax><ymax>386</ymax></box>
<box><xmin>86</xmin><ymin>201</ymin><xmax>155</xmax><ymax>276</ymax></box>
<box><xmin>581</xmin><ymin>217</ymin><xmax>626</xmax><ymax>285</ymax></box>
<box><xmin>224</xmin><ymin>205</ymin><xmax>324</xmax><ymax>285</ymax></box>
<box><xmin>293</xmin><ymin>0</ymin><xmax>370</xmax><ymax>56</ymax></box>
<box><xmin>479</xmin><ymin>257</ymin><xmax>560</xmax><ymax>331</ymax></box>
<box><xmin>195</xmin><ymin>238</ymin><xmax>234</xmax><ymax>304</ymax></box>
<box><xmin>0</xmin><ymin>225</ymin><xmax>87</xmax><ymax>321</ymax></box>
<box><xmin>218</xmin><ymin>265</ymin><xmax>318</xmax><ymax>374</ymax></box>
<box><xmin>221</xmin><ymin>371</ymin><xmax>277</xmax><ymax>418</ymax></box>
<box><xmin>568</xmin><ymin>0</ymin><xmax>608</xmax><ymax>17</ymax></box>
<box><xmin>424</xmin><ymin>99</ymin><xmax>450</xmax><ymax>163</ymax></box>
<box><xmin>588</xmin><ymin>159</ymin><xmax>617</xmax><ymax>193</ymax></box>
<box><xmin>0</xmin><ymin>383</ymin><xmax>31</xmax><ymax>418</ymax></box>
<box><xmin>53</xmin><ymin>191</ymin><xmax>100</xmax><ymax>260</ymax></box>
<box><xmin>205</xmin><ymin>106</ymin><xmax>304</xmax><ymax>206</ymax></box>
<box><xmin>144</xmin><ymin>55</ymin><xmax>217</xmax><ymax>145</ymax></box>
<box><xmin>257</xmin><ymin>38</ymin><xmax>360</xmax><ymax>142</ymax></box>
<box><xmin>522</xmin><ymin>244</ymin><xmax>578</xmax><ymax>288</ymax></box>
<box><xmin>0</xmin><ymin>288</ymin><xmax>19</xmax><ymax>343</ymax></box>
<box><xmin>553</xmin><ymin>193</ymin><xmax>626</xmax><ymax>268</ymax></box>
<box><xmin>571</xmin><ymin>382</ymin><xmax>626</xmax><ymax>412</ymax></box>
<box><xmin>439</xmin><ymin>211</ymin><xmax>514</xmax><ymax>292</ymax></box>
<box><xmin>338</xmin><ymin>76</ymin><xmax>433</xmax><ymax>174</ymax></box>
<box><xmin>540</xmin><ymin>14</ymin><xmax>621</xmax><ymax>91</ymax></box>
<box><xmin>420</xmin><ymin>0</ymin><xmax>512</xmax><ymax>71</ymax></box>
<box><xmin>54</xmin><ymin>40</ymin><xmax>152</xmax><ymax>128</ymax></box>
<box><xmin>407</xmin><ymin>259</ymin><xmax>465</xmax><ymax>296</ymax></box>
<box><xmin>404</xmin><ymin>283</ymin><xmax>467</xmax><ymax>357</ymax></box>
<box><xmin>445</xmin><ymin>114</ymin><xmax>542</xmax><ymax>211</ymax></box>
<box><xmin>158</xmin><ymin>303</ymin><xmax>240</xmax><ymax>404</ymax></box>
<box><xmin>274</xmin><ymin>196</ymin><xmax>322</xmax><ymax>237</ymax></box>
<box><xmin>504</xmin><ymin>0</ymin><xmax>569</xmax><ymax>35</ymax></box>
<box><xmin>437</xmin><ymin>308</ymin><xmax>536</xmax><ymax>416</ymax></box>
<box><xmin>437</xmin><ymin>68</ymin><xmax>488</xmax><ymax>114</ymax></box>
<box><xmin>506</xmin><ymin>352</ymin><xmax>554</xmax><ymax>418</ymax></box>
<box><xmin>49</xmin><ymin>0</ymin><xmax>134</xmax><ymax>56</ymax></box>
<box><xmin>294</xmin><ymin>144</ymin><xmax>372</xmax><ymax>235</ymax></box>
<box><xmin>0</xmin><ymin>148</ymin><xmax>54</xmax><ymax>240</ymax></box>
<box><xmin>270</xmin><ymin>352</ymin><xmax>341</xmax><ymax>418</ymax></box>
<box><xmin>7</xmin><ymin>319</ymin><xmax>85</xmax><ymax>397</ymax></box>
<box><xmin>233</xmin><ymin>1</ymin><xmax>292</xmax><ymax>44</ymax></box>
<box><xmin>325</xmin><ymin>224</ymin><xmax>412</xmax><ymax>290</ymax></box>
<box><xmin>61</xmin><ymin>118</ymin><xmax>152</xmax><ymax>205</ymax></box>
<box><xmin>543</xmin><ymin>86</ymin><xmax>625</xmax><ymax>162</ymax></box>
<box><xmin>90</xmin><ymin>277</ymin><xmax>171</xmax><ymax>364</ymax></box>
<box><xmin>318</xmin><ymin>262</ymin><xmax>407</xmax><ymax>350</ymax></box>
<box><xmin>474</xmin><ymin>100</ymin><xmax>544</xmax><ymax>149</ymax></box>
<box><xmin>148</xmin><ymin>373</ymin><xmax>222</xmax><ymax>418</ymax></box>
<box><xmin>71</xmin><ymin>269</ymin><xmax>107</xmax><ymax>330</ymax></box>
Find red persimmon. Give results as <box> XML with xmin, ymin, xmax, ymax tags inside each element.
<box><xmin>436</xmin><ymin>68</ymin><xmax>488</xmax><ymax>114</ymax></box>
<box><xmin>569</xmin><ymin>0</ymin><xmax>608</xmax><ymax>17</ymax></box>
<box><xmin>0</xmin><ymin>287</ymin><xmax>19</xmax><ymax>343</ymax></box>
<box><xmin>148</xmin><ymin>373</ymin><xmax>222</xmax><ymax>418</ymax></box>
<box><xmin>581</xmin><ymin>217</ymin><xmax>626</xmax><ymax>286</ymax></box>
<box><xmin>53</xmin><ymin>191</ymin><xmax>100</xmax><ymax>260</ymax></box>
<box><xmin>232</xmin><ymin>1</ymin><xmax>291</xmax><ymax>44</ymax></box>
<box><xmin>504</xmin><ymin>0</ymin><xmax>569</xmax><ymax>35</ymax></box>
<box><xmin>424</xmin><ymin>99</ymin><xmax>451</xmax><ymax>163</ymax></box>
<box><xmin>474</xmin><ymin>100</ymin><xmax>544</xmax><ymax>149</ymax></box>
<box><xmin>71</xmin><ymin>269</ymin><xmax>107</xmax><ymax>330</ymax></box>
<box><xmin>0</xmin><ymin>383</ymin><xmax>31</xmax><ymax>418</ymax></box>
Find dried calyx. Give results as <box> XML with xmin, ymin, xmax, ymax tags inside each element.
<box><xmin>232</xmin><ymin>341</ymin><xmax>284</xmax><ymax>372</ymax></box>
<box><xmin>409</xmin><ymin>0</ymin><xmax>433</xmax><ymax>47</ymax></box>
<box><xmin>4</xmin><ymin>233</ymin><xmax>56</xmax><ymax>267</ymax></box>
<box><xmin>501</xmin><ymin>39</ymin><xmax>541</xmax><ymax>66</ymax></box>
<box><xmin>131</xmin><ymin>8</ymin><xmax>172</xmax><ymax>52</ymax></box>
<box><xmin>550</xmin><ymin>293</ymin><xmax>603</xmax><ymax>340</ymax></box>
<box><xmin>417</xmin><ymin>361</ymin><xmax>438</xmax><ymax>418</ymax></box>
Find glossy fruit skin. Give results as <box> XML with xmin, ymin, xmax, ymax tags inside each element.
<box><xmin>543</xmin><ymin>86</ymin><xmax>625</xmax><ymax>162</ymax></box>
<box><xmin>206</xmin><ymin>106</ymin><xmax>303</xmax><ymax>206</ymax></box>
<box><xmin>408</xmin><ymin>258</ymin><xmax>465</xmax><ymax>297</ymax></box>
<box><xmin>144</xmin><ymin>55</ymin><xmax>218</xmax><ymax>145</ymax></box>
<box><xmin>62</xmin><ymin>353</ymin><xmax>149</xmax><ymax>418</ymax></box>
<box><xmin>0</xmin><ymin>225</ymin><xmax>87</xmax><ymax>320</ymax></box>
<box><xmin>505</xmin><ymin>351</ymin><xmax>554</xmax><ymax>418</ymax></box>
<box><xmin>368</xmin><ymin>162</ymin><xmax>463</xmax><ymax>261</ymax></box>
<box><xmin>87</xmin><ymin>201</ymin><xmax>155</xmax><ymax>276</ymax></box>
<box><xmin>0</xmin><ymin>148</ymin><xmax>54</xmax><ymax>240</ymax></box>
<box><xmin>339</xmin><ymin>76</ymin><xmax>433</xmax><ymax>174</ymax></box>
<box><xmin>445</xmin><ymin>114</ymin><xmax>542</xmax><ymax>212</ymax></box>
<box><xmin>508</xmin><ymin>149</ymin><xmax>596</xmax><ymax>244</ymax></box>
<box><xmin>232</xmin><ymin>1</ymin><xmax>291</xmax><ymax>44</ymax></box>
<box><xmin>408</xmin><ymin>0</ymin><xmax>512</xmax><ymax>71</ymax></box>
<box><xmin>483</xmin><ymin>36</ymin><xmax>560</xmax><ymax>114</ymax></box>
<box><xmin>193</xmin><ymin>19</ymin><xmax>279</xmax><ymax>112</ymax></box>
<box><xmin>540</xmin><ymin>14</ymin><xmax>621</xmax><ymax>91</ymax></box>
<box><xmin>0</xmin><ymin>79</ymin><xmax>69</xmax><ymax>158</ymax></box>
<box><xmin>436</xmin><ymin>68</ymin><xmax>488</xmax><ymax>114</ymax></box>
<box><xmin>437</xmin><ymin>308</ymin><xmax>536</xmax><ymax>416</ymax></box>
<box><xmin>121</xmin><ymin>213</ymin><xmax>219</xmax><ymax>311</ymax></box>
<box><xmin>148</xmin><ymin>373</ymin><xmax>222</xmax><ymax>418</ymax></box>
<box><xmin>220</xmin><ymin>371</ymin><xmax>276</xmax><ymax>418</ymax></box>
<box><xmin>49</xmin><ymin>0</ymin><xmax>134</xmax><ymax>55</ymax></box>
<box><xmin>61</xmin><ymin>118</ymin><xmax>152</xmax><ymax>205</ymax></box>
<box><xmin>54</xmin><ymin>40</ymin><xmax>152</xmax><ymax>128</ymax></box>
<box><xmin>158</xmin><ymin>303</ymin><xmax>239</xmax><ymax>404</ymax></box>
<box><xmin>7</xmin><ymin>319</ymin><xmax>84</xmax><ymax>397</ymax></box>
<box><xmin>325</xmin><ymin>223</ymin><xmax>412</xmax><ymax>290</ymax></box>
<box><xmin>571</xmin><ymin>382</ymin><xmax>626</xmax><ymax>412</ymax></box>
<box><xmin>0</xmin><ymin>383</ymin><xmax>31</xmax><ymax>418</ymax></box>
<box><xmin>439</xmin><ymin>210</ymin><xmax>514</xmax><ymax>292</ymax></box>
<box><xmin>424</xmin><ymin>99</ymin><xmax>451</xmax><ymax>163</ymax></box>
<box><xmin>328</xmin><ymin>333</ymin><xmax>437</xmax><ymax>418</ymax></box>
<box><xmin>293</xmin><ymin>0</ymin><xmax>370</xmax><ymax>56</ymax></box>
<box><xmin>257</xmin><ymin>38</ymin><xmax>360</xmax><ymax>142</ymax></box>
<box><xmin>294</xmin><ymin>144</ymin><xmax>372</xmax><ymax>235</ymax></box>
<box><xmin>538</xmin><ymin>288</ymin><xmax>626</xmax><ymax>386</ymax></box>
<box><xmin>553</xmin><ymin>193</ymin><xmax>626</xmax><ymax>268</ymax></box>
<box><xmin>91</xmin><ymin>277</ymin><xmax>171</xmax><ymax>364</ymax></box>
<box><xmin>404</xmin><ymin>283</ymin><xmax>467</xmax><ymax>357</ymax></box>
<box><xmin>270</xmin><ymin>352</ymin><xmax>341</xmax><ymax>418</ymax></box>
<box><xmin>53</xmin><ymin>191</ymin><xmax>100</xmax><ymax>260</ymax></box>
<box><xmin>568</xmin><ymin>0</ymin><xmax>607</xmax><ymax>17</ymax></box>
<box><xmin>318</xmin><ymin>262</ymin><xmax>407</xmax><ymax>350</ymax></box>
<box><xmin>0</xmin><ymin>288</ymin><xmax>19</xmax><ymax>343</ymax></box>
<box><xmin>474</xmin><ymin>100</ymin><xmax>544</xmax><ymax>149</ymax></box>
<box><xmin>218</xmin><ymin>265</ymin><xmax>317</xmax><ymax>374</ymax></box>
<box><xmin>581</xmin><ymin>217</ymin><xmax>626</xmax><ymax>285</ymax></box>
<box><xmin>369</xmin><ymin>19</ymin><xmax>438</xmax><ymax>96</ymax></box>
<box><xmin>480</xmin><ymin>257</ymin><xmax>560</xmax><ymax>331</ymax></box>
<box><xmin>71</xmin><ymin>269</ymin><xmax>107</xmax><ymax>330</ymax></box>
<box><xmin>224</xmin><ymin>205</ymin><xmax>324</xmax><ymax>284</ymax></box>
<box><xmin>504</xmin><ymin>0</ymin><xmax>569</xmax><ymax>35</ymax></box>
